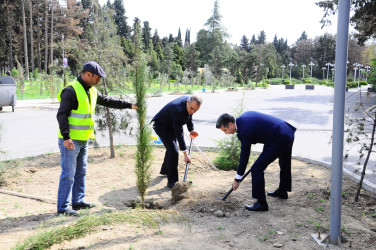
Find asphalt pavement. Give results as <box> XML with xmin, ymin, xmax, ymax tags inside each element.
<box><xmin>0</xmin><ymin>84</ymin><xmax>375</xmax><ymax>193</ymax></box>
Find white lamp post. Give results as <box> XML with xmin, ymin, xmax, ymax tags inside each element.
<box><xmin>309</xmin><ymin>62</ymin><xmax>315</xmax><ymax>82</ymax></box>
<box><xmin>353</xmin><ymin>62</ymin><xmax>362</xmax><ymax>85</ymax></box>
<box><xmin>322</xmin><ymin>67</ymin><xmax>326</xmax><ymax>80</ymax></box>
<box><xmin>288</xmin><ymin>62</ymin><xmax>294</xmax><ymax>84</ymax></box>
<box><xmin>326</xmin><ymin>62</ymin><xmax>334</xmax><ymax>83</ymax></box>
<box><xmin>301</xmin><ymin>64</ymin><xmax>306</xmax><ymax>79</ymax></box>
<box><xmin>353</xmin><ymin>62</ymin><xmax>363</xmax><ymax>88</ymax></box>
<box><xmin>281</xmin><ymin>65</ymin><xmax>286</xmax><ymax>80</ymax></box>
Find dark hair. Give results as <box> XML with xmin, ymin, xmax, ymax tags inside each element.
<box><xmin>216</xmin><ymin>113</ymin><xmax>235</xmax><ymax>128</ymax></box>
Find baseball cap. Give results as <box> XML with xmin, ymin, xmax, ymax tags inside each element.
<box><xmin>82</xmin><ymin>61</ymin><xmax>106</xmax><ymax>78</ymax></box>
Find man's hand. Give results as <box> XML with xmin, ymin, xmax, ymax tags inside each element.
<box><xmin>183</xmin><ymin>151</ymin><xmax>191</xmax><ymax>164</ymax></box>
<box><xmin>189</xmin><ymin>130</ymin><xmax>198</xmax><ymax>139</ymax></box>
<box><xmin>131</xmin><ymin>103</ymin><xmax>138</xmax><ymax>110</ymax></box>
<box><xmin>64</xmin><ymin>139</ymin><xmax>75</xmax><ymax>150</ymax></box>
<box><xmin>232</xmin><ymin>179</ymin><xmax>240</xmax><ymax>191</ymax></box>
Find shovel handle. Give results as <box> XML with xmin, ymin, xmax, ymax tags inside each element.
<box><xmin>183</xmin><ymin>138</ymin><xmax>193</xmax><ymax>182</ymax></box>
<box><xmin>219</xmin><ymin>167</ymin><xmax>253</xmax><ymax>201</ymax></box>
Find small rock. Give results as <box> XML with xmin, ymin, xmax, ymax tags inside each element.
<box><xmin>214</xmin><ymin>210</ymin><xmax>224</xmax><ymax>217</ymax></box>
<box><xmin>28</xmin><ymin>167</ymin><xmax>37</xmax><ymax>173</ymax></box>
<box><xmin>274</xmin><ymin>243</ymin><xmax>283</xmax><ymax>248</ymax></box>
<box><xmin>291</xmin><ymin>238</ymin><xmax>297</xmax><ymax>241</ymax></box>
<box><xmin>225</xmin><ymin>212</ymin><xmax>231</xmax><ymax>218</ymax></box>
<box><xmin>277</xmin><ymin>231</ymin><xmax>283</xmax><ymax>235</ymax></box>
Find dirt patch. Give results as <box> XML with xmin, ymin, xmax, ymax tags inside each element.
<box><xmin>0</xmin><ymin>146</ymin><xmax>375</xmax><ymax>249</ymax></box>
<box><xmin>169</xmin><ymin>91</ymin><xmax>184</xmax><ymax>95</ymax></box>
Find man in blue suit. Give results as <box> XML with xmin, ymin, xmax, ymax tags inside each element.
<box><xmin>152</xmin><ymin>95</ymin><xmax>202</xmax><ymax>188</ymax></box>
<box><xmin>216</xmin><ymin>112</ymin><xmax>296</xmax><ymax>211</ymax></box>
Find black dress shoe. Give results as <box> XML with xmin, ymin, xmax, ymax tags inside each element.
<box><xmin>245</xmin><ymin>202</ymin><xmax>269</xmax><ymax>212</ymax></box>
<box><xmin>72</xmin><ymin>202</ymin><xmax>96</xmax><ymax>210</ymax></box>
<box><xmin>267</xmin><ymin>188</ymin><xmax>288</xmax><ymax>199</ymax></box>
<box><xmin>167</xmin><ymin>182</ymin><xmax>176</xmax><ymax>189</ymax></box>
<box><xmin>57</xmin><ymin>208</ymin><xmax>78</xmax><ymax>216</ymax></box>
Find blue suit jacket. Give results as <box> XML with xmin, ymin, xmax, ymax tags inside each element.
<box><xmin>152</xmin><ymin>96</ymin><xmax>194</xmax><ymax>151</ymax></box>
<box><xmin>236</xmin><ymin>111</ymin><xmax>296</xmax><ymax>176</ymax></box>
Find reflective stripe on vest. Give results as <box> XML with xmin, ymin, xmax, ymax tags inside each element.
<box><xmin>57</xmin><ymin>80</ymin><xmax>97</xmax><ymax>140</ymax></box>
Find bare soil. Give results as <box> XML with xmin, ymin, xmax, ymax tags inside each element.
<box><xmin>0</xmin><ymin>146</ymin><xmax>375</xmax><ymax>249</ymax></box>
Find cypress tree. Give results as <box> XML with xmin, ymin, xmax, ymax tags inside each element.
<box><xmin>131</xmin><ymin>20</ymin><xmax>153</xmax><ymax>207</ymax></box>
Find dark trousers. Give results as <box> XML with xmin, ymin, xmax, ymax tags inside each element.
<box><xmin>153</xmin><ymin>123</ymin><xmax>179</xmax><ymax>184</ymax></box>
<box><xmin>251</xmin><ymin>133</ymin><xmax>294</xmax><ymax>201</ymax></box>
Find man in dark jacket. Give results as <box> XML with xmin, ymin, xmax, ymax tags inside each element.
<box><xmin>152</xmin><ymin>95</ymin><xmax>202</xmax><ymax>188</ymax></box>
<box><xmin>216</xmin><ymin>111</ymin><xmax>296</xmax><ymax>211</ymax></box>
<box><xmin>56</xmin><ymin>61</ymin><xmax>137</xmax><ymax>216</ymax></box>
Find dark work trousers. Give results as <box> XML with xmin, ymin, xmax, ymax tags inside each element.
<box><xmin>250</xmin><ymin>133</ymin><xmax>294</xmax><ymax>201</ymax></box>
<box><xmin>153</xmin><ymin>123</ymin><xmax>179</xmax><ymax>184</ymax></box>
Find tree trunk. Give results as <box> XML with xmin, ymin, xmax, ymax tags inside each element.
<box><xmin>36</xmin><ymin>0</ymin><xmax>41</xmax><ymax>71</ymax></box>
<box><xmin>6</xmin><ymin>0</ymin><xmax>14</xmax><ymax>70</ymax></box>
<box><xmin>29</xmin><ymin>0</ymin><xmax>35</xmax><ymax>74</ymax></box>
<box><xmin>103</xmin><ymin>80</ymin><xmax>115</xmax><ymax>158</ymax></box>
<box><xmin>44</xmin><ymin>0</ymin><xmax>48</xmax><ymax>73</ymax></box>
<box><xmin>355</xmin><ymin>113</ymin><xmax>376</xmax><ymax>202</ymax></box>
<box><xmin>49</xmin><ymin>0</ymin><xmax>54</xmax><ymax>68</ymax></box>
<box><xmin>22</xmin><ymin>0</ymin><xmax>30</xmax><ymax>81</ymax></box>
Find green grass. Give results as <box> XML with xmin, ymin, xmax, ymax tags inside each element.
<box><xmin>13</xmin><ymin>209</ymin><xmax>184</xmax><ymax>250</ymax></box>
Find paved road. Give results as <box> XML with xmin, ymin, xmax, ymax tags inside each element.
<box><xmin>0</xmin><ymin>84</ymin><xmax>375</xmax><ymax>192</ymax></box>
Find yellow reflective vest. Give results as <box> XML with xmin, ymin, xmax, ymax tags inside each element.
<box><xmin>57</xmin><ymin>80</ymin><xmax>98</xmax><ymax>141</ymax></box>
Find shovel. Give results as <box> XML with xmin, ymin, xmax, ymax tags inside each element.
<box><xmin>183</xmin><ymin>138</ymin><xmax>193</xmax><ymax>182</ymax></box>
<box><xmin>216</xmin><ymin>167</ymin><xmax>252</xmax><ymax>201</ymax></box>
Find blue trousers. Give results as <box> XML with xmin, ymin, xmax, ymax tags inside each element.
<box><xmin>57</xmin><ymin>138</ymin><xmax>88</xmax><ymax>212</ymax></box>
<box><xmin>250</xmin><ymin>133</ymin><xmax>294</xmax><ymax>201</ymax></box>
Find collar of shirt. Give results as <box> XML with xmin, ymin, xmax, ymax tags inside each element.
<box><xmin>77</xmin><ymin>75</ymin><xmax>92</xmax><ymax>92</ymax></box>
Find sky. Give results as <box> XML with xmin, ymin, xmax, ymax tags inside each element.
<box><xmin>98</xmin><ymin>0</ymin><xmax>346</xmax><ymax>46</ymax></box>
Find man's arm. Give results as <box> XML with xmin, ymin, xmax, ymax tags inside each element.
<box><xmin>56</xmin><ymin>87</ymin><xmax>76</xmax><ymax>140</ymax></box>
<box><xmin>97</xmin><ymin>92</ymin><xmax>135</xmax><ymax>109</ymax></box>
<box><xmin>236</xmin><ymin>137</ymin><xmax>252</xmax><ymax>179</ymax></box>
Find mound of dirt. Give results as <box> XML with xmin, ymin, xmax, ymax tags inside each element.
<box><xmin>171</xmin><ymin>181</ymin><xmax>192</xmax><ymax>204</ymax></box>
<box><xmin>169</xmin><ymin>91</ymin><xmax>184</xmax><ymax>95</ymax></box>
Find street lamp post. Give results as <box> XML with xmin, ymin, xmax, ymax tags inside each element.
<box><xmin>301</xmin><ymin>64</ymin><xmax>306</xmax><ymax>79</ymax></box>
<box><xmin>358</xmin><ymin>65</ymin><xmax>363</xmax><ymax>88</ymax></box>
<box><xmin>326</xmin><ymin>62</ymin><xmax>333</xmax><ymax>83</ymax></box>
<box><xmin>309</xmin><ymin>62</ymin><xmax>315</xmax><ymax>82</ymax></box>
<box><xmin>332</xmin><ymin>68</ymin><xmax>335</xmax><ymax>81</ymax></box>
<box><xmin>288</xmin><ymin>62</ymin><xmax>294</xmax><ymax>84</ymax></box>
<box><xmin>353</xmin><ymin>62</ymin><xmax>362</xmax><ymax>86</ymax></box>
<box><xmin>281</xmin><ymin>65</ymin><xmax>286</xmax><ymax>80</ymax></box>
<box><xmin>322</xmin><ymin>67</ymin><xmax>326</xmax><ymax>80</ymax></box>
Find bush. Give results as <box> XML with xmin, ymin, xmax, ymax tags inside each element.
<box><xmin>284</xmin><ymin>80</ymin><xmax>290</xmax><ymax>85</ymax></box>
<box><xmin>33</xmin><ymin>68</ymin><xmax>39</xmax><ymax>79</ymax></box>
<box><xmin>304</xmin><ymin>79</ymin><xmax>312</xmax><ymax>84</ymax></box>
<box><xmin>267</xmin><ymin>78</ymin><xmax>283</xmax><ymax>85</ymax></box>
<box><xmin>214</xmin><ymin>134</ymin><xmax>241</xmax><ymax>170</ymax></box>
<box><xmin>11</xmin><ymin>67</ymin><xmax>19</xmax><ymax>79</ymax></box>
<box><xmin>360</xmin><ymin>81</ymin><xmax>368</xmax><ymax>86</ymax></box>
<box><xmin>320</xmin><ymin>80</ymin><xmax>328</xmax><ymax>85</ymax></box>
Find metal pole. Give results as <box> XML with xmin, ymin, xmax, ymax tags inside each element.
<box><xmin>329</xmin><ymin>0</ymin><xmax>350</xmax><ymax>245</ymax></box>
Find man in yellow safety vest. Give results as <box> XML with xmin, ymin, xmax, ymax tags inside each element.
<box><xmin>56</xmin><ymin>61</ymin><xmax>137</xmax><ymax>216</ymax></box>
